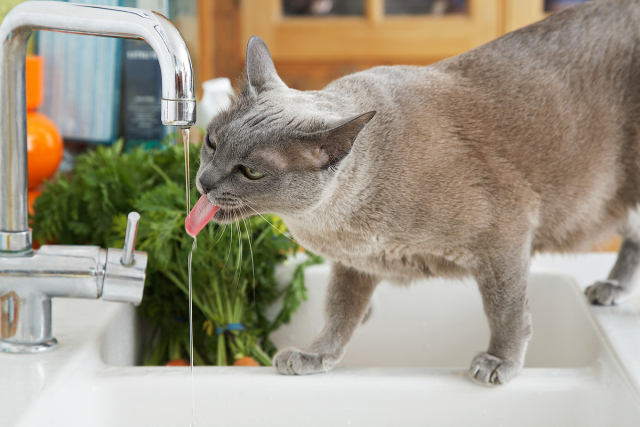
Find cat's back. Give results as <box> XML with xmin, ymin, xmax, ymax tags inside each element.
<box><xmin>324</xmin><ymin>64</ymin><xmax>448</xmax><ymax>111</ymax></box>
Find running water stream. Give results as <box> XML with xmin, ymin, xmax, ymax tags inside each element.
<box><xmin>182</xmin><ymin>128</ymin><xmax>196</xmax><ymax>427</ymax></box>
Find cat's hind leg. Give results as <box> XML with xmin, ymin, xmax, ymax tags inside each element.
<box><xmin>273</xmin><ymin>262</ymin><xmax>379</xmax><ymax>375</ymax></box>
<box><xmin>586</xmin><ymin>207</ymin><xmax>640</xmax><ymax>305</ymax></box>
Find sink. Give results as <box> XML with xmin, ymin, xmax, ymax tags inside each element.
<box><xmin>3</xmin><ymin>254</ymin><xmax>640</xmax><ymax>426</ymax></box>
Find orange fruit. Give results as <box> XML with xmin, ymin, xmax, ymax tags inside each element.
<box><xmin>233</xmin><ymin>356</ymin><xmax>260</xmax><ymax>366</ymax></box>
<box><xmin>27</xmin><ymin>111</ymin><xmax>63</xmax><ymax>189</ymax></box>
<box><xmin>165</xmin><ymin>358</ymin><xmax>190</xmax><ymax>366</ymax></box>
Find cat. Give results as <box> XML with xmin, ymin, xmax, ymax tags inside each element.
<box><xmin>196</xmin><ymin>0</ymin><xmax>640</xmax><ymax>386</ymax></box>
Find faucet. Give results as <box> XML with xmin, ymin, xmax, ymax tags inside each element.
<box><xmin>0</xmin><ymin>2</ymin><xmax>196</xmax><ymax>353</ymax></box>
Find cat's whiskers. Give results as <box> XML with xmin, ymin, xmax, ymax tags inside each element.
<box><xmin>209</xmin><ymin>195</ymin><xmax>296</xmax><ymax>295</ymax></box>
<box><xmin>239</xmin><ymin>197</ymin><xmax>300</xmax><ymax>246</ymax></box>
<box><xmin>241</xmin><ymin>212</ymin><xmax>256</xmax><ymax>301</ymax></box>
<box><xmin>230</xmin><ymin>220</ymin><xmax>239</xmax><ymax>290</ymax></box>
<box><xmin>233</xmin><ymin>219</ymin><xmax>244</xmax><ymax>291</ymax></box>
<box><xmin>216</xmin><ymin>212</ymin><xmax>235</xmax><ymax>279</ymax></box>
<box><xmin>213</xmin><ymin>223</ymin><xmax>228</xmax><ymax>246</ymax></box>
<box><xmin>207</xmin><ymin>222</ymin><xmax>234</xmax><ymax>287</ymax></box>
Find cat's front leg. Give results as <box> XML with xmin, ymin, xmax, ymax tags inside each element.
<box><xmin>273</xmin><ymin>262</ymin><xmax>379</xmax><ymax>375</ymax></box>
<box><xmin>469</xmin><ymin>247</ymin><xmax>532</xmax><ymax>386</ymax></box>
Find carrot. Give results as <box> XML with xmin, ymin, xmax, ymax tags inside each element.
<box><xmin>233</xmin><ymin>356</ymin><xmax>260</xmax><ymax>366</ymax></box>
<box><xmin>165</xmin><ymin>358</ymin><xmax>190</xmax><ymax>366</ymax></box>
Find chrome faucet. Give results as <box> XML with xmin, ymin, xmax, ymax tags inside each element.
<box><xmin>0</xmin><ymin>2</ymin><xmax>196</xmax><ymax>353</ymax></box>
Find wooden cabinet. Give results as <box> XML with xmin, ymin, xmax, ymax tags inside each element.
<box><xmin>240</xmin><ymin>0</ymin><xmax>500</xmax><ymax>63</ymax></box>
<box><xmin>198</xmin><ymin>0</ymin><xmax>585</xmax><ymax>89</ymax></box>
<box><xmin>505</xmin><ymin>0</ymin><xmax>547</xmax><ymax>32</ymax></box>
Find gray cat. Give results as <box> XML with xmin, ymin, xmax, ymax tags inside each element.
<box><xmin>196</xmin><ymin>0</ymin><xmax>640</xmax><ymax>386</ymax></box>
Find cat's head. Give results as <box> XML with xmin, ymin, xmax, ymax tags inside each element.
<box><xmin>196</xmin><ymin>36</ymin><xmax>375</xmax><ymax>223</ymax></box>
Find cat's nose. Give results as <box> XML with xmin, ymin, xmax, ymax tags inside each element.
<box><xmin>198</xmin><ymin>177</ymin><xmax>215</xmax><ymax>194</ymax></box>
<box><xmin>200</xmin><ymin>183</ymin><xmax>214</xmax><ymax>194</ymax></box>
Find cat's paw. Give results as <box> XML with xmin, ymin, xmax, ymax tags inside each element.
<box><xmin>469</xmin><ymin>352</ymin><xmax>521</xmax><ymax>386</ymax></box>
<box><xmin>273</xmin><ymin>347</ymin><xmax>338</xmax><ymax>375</ymax></box>
<box><xmin>586</xmin><ymin>280</ymin><xmax>628</xmax><ymax>305</ymax></box>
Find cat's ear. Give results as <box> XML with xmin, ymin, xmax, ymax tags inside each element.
<box><xmin>246</xmin><ymin>36</ymin><xmax>285</xmax><ymax>91</ymax></box>
<box><xmin>302</xmin><ymin>111</ymin><xmax>376</xmax><ymax>168</ymax></box>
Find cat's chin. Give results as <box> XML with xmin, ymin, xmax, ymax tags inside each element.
<box><xmin>212</xmin><ymin>206</ymin><xmax>249</xmax><ymax>223</ymax></box>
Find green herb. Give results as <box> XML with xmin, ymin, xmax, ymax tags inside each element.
<box><xmin>31</xmin><ymin>137</ymin><xmax>322</xmax><ymax>365</ymax></box>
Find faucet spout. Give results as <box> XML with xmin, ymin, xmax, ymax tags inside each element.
<box><xmin>0</xmin><ymin>2</ymin><xmax>196</xmax><ymax>251</ymax></box>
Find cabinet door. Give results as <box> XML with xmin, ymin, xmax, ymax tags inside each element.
<box><xmin>240</xmin><ymin>0</ymin><xmax>501</xmax><ymax>63</ymax></box>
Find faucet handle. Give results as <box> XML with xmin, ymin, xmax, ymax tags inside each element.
<box><xmin>101</xmin><ymin>212</ymin><xmax>147</xmax><ymax>305</ymax></box>
<box><xmin>121</xmin><ymin>212</ymin><xmax>140</xmax><ymax>266</ymax></box>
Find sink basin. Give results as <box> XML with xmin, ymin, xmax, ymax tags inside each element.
<box><xmin>3</xmin><ymin>254</ymin><xmax>640</xmax><ymax>426</ymax></box>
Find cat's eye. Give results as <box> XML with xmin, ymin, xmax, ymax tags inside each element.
<box><xmin>205</xmin><ymin>133</ymin><xmax>216</xmax><ymax>151</ymax></box>
<box><xmin>242</xmin><ymin>166</ymin><xmax>265</xmax><ymax>180</ymax></box>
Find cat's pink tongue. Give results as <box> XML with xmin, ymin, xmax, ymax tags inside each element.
<box><xmin>185</xmin><ymin>195</ymin><xmax>219</xmax><ymax>237</ymax></box>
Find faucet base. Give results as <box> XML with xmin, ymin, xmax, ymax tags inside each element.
<box><xmin>0</xmin><ymin>230</ymin><xmax>33</xmax><ymax>254</ymax></box>
<box><xmin>0</xmin><ymin>337</ymin><xmax>58</xmax><ymax>353</ymax></box>
<box><xmin>1</xmin><ymin>291</ymin><xmax>56</xmax><ymax>351</ymax></box>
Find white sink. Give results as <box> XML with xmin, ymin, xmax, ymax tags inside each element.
<box><xmin>3</xmin><ymin>254</ymin><xmax>640</xmax><ymax>426</ymax></box>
